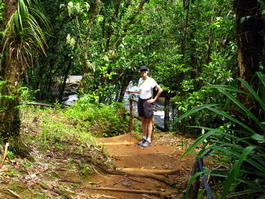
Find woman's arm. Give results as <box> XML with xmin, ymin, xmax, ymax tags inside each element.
<box><xmin>127</xmin><ymin>90</ymin><xmax>140</xmax><ymax>94</ymax></box>
<box><xmin>148</xmin><ymin>84</ymin><xmax>163</xmax><ymax>103</ymax></box>
<box><xmin>153</xmin><ymin>84</ymin><xmax>163</xmax><ymax>101</ymax></box>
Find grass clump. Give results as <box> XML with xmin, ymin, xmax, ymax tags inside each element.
<box><xmin>65</xmin><ymin>94</ymin><xmax>130</xmax><ymax>137</ymax></box>
<box><xmin>0</xmin><ymin>92</ymin><xmax>135</xmax><ymax>198</ymax></box>
<box><xmin>0</xmin><ymin>97</ymin><xmax>130</xmax><ymax>198</ymax></box>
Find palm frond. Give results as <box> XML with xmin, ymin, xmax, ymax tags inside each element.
<box><xmin>180</xmin><ymin>74</ymin><xmax>265</xmax><ymax>198</ymax></box>
<box><xmin>221</xmin><ymin>146</ymin><xmax>256</xmax><ymax>199</ymax></box>
<box><xmin>2</xmin><ymin>0</ymin><xmax>49</xmax><ymax>67</ymax></box>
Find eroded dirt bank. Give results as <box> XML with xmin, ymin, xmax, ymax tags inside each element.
<box><xmin>0</xmin><ymin>114</ymin><xmax>195</xmax><ymax>199</ymax></box>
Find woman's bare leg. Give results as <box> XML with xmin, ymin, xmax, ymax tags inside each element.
<box><xmin>146</xmin><ymin>118</ymin><xmax>153</xmax><ymax>139</ymax></box>
<box><xmin>141</xmin><ymin>117</ymin><xmax>147</xmax><ymax>137</ymax></box>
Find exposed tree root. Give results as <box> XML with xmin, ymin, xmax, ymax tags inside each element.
<box><xmin>82</xmin><ymin>186</ymin><xmax>162</xmax><ymax>197</ymax></box>
<box><xmin>87</xmin><ymin>154</ymin><xmax>178</xmax><ymax>186</ymax></box>
<box><xmin>107</xmin><ymin>169</ymin><xmax>177</xmax><ymax>186</ymax></box>
<box><xmin>115</xmin><ymin>168</ymin><xmax>181</xmax><ymax>175</ymax></box>
<box><xmin>0</xmin><ymin>188</ymin><xmax>23</xmax><ymax>199</ymax></box>
<box><xmin>183</xmin><ymin>159</ymin><xmax>200</xmax><ymax>199</ymax></box>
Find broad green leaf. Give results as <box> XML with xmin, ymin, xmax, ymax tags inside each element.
<box><xmin>238</xmin><ymin>78</ymin><xmax>265</xmax><ymax>113</ymax></box>
<box><xmin>221</xmin><ymin>145</ymin><xmax>256</xmax><ymax>199</ymax></box>
<box><xmin>185</xmin><ymin>171</ymin><xmax>204</xmax><ymax>199</ymax></box>
<box><xmin>251</xmin><ymin>133</ymin><xmax>265</xmax><ymax>142</ymax></box>
<box><xmin>207</xmin><ymin>107</ymin><xmax>255</xmax><ymax>134</ymax></box>
<box><xmin>182</xmin><ymin>128</ymin><xmax>219</xmax><ymax>157</ymax></box>
<box><xmin>175</xmin><ymin>104</ymin><xmax>218</xmax><ymax>123</ymax></box>
<box><xmin>257</xmin><ymin>72</ymin><xmax>265</xmax><ymax>87</ymax></box>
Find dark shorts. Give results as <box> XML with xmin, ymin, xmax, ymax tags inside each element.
<box><xmin>138</xmin><ymin>98</ymin><xmax>153</xmax><ymax>119</ymax></box>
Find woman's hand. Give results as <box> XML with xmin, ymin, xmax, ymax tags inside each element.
<box><xmin>147</xmin><ymin>99</ymin><xmax>155</xmax><ymax>103</ymax></box>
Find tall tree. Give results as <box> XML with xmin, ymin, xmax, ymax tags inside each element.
<box><xmin>0</xmin><ymin>0</ymin><xmax>48</xmax><ymax>154</ymax></box>
<box><xmin>233</xmin><ymin>0</ymin><xmax>263</xmax><ymax>107</ymax></box>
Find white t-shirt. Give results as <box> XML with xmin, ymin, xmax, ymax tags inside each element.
<box><xmin>138</xmin><ymin>77</ymin><xmax>157</xmax><ymax>99</ymax></box>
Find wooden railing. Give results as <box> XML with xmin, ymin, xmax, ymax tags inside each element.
<box><xmin>23</xmin><ymin>102</ymin><xmax>66</xmax><ymax>108</ymax></box>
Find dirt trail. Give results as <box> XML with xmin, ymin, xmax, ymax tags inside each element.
<box><xmin>83</xmin><ymin>133</ymin><xmax>195</xmax><ymax>199</ymax></box>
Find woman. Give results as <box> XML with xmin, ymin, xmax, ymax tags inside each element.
<box><xmin>127</xmin><ymin>66</ymin><xmax>163</xmax><ymax>148</ymax></box>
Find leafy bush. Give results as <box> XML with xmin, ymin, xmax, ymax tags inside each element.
<box><xmin>173</xmin><ymin>85</ymin><xmax>228</xmax><ymax>135</ymax></box>
<box><xmin>0</xmin><ymin>1</ymin><xmax>4</xmax><ymax>21</ymax></box>
<box><xmin>178</xmin><ymin>72</ymin><xmax>265</xmax><ymax>198</ymax></box>
<box><xmin>173</xmin><ymin>52</ymin><xmax>236</xmax><ymax>135</ymax></box>
<box><xmin>65</xmin><ymin>94</ymin><xmax>130</xmax><ymax>137</ymax></box>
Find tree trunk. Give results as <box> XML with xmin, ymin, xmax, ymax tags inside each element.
<box><xmin>0</xmin><ymin>54</ymin><xmax>21</xmax><ymax>142</ymax></box>
<box><xmin>0</xmin><ymin>0</ymin><xmax>28</xmax><ymax>156</ymax></box>
<box><xmin>0</xmin><ymin>0</ymin><xmax>21</xmax><ymax>141</ymax></box>
<box><xmin>59</xmin><ymin>56</ymin><xmax>72</xmax><ymax>102</ymax></box>
<box><xmin>79</xmin><ymin>0</ymin><xmax>101</xmax><ymax>94</ymax></box>
<box><xmin>105</xmin><ymin>0</ymin><xmax>122</xmax><ymax>50</ymax></box>
<box><xmin>183</xmin><ymin>159</ymin><xmax>200</xmax><ymax>199</ymax></box>
<box><xmin>83</xmin><ymin>0</ymin><xmax>100</xmax><ymax>74</ymax></box>
<box><xmin>113</xmin><ymin>0</ymin><xmax>150</xmax><ymax>49</ymax></box>
<box><xmin>234</xmin><ymin>0</ymin><xmax>263</xmax><ymax>107</ymax></box>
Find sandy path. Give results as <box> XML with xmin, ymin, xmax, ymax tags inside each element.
<box><xmin>82</xmin><ymin>133</ymin><xmax>195</xmax><ymax>199</ymax></box>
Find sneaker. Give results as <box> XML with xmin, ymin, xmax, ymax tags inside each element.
<box><xmin>138</xmin><ymin>138</ymin><xmax>146</xmax><ymax>146</ymax></box>
<box><xmin>142</xmin><ymin>141</ymin><xmax>152</xmax><ymax>148</ymax></box>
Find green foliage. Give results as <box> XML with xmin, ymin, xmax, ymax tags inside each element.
<box><xmin>16</xmin><ymin>0</ymin><xmax>246</xmax><ymax>136</ymax></box>
<box><xmin>164</xmin><ymin>0</ymin><xmax>237</xmax><ymax>133</ymax></box>
<box><xmin>173</xmin><ymin>51</ymin><xmax>237</xmax><ymax>134</ymax></box>
<box><xmin>22</xmin><ymin>160</ymin><xmax>31</xmax><ymax>168</ymax></box>
<box><xmin>25</xmin><ymin>0</ymin><xmax>239</xmax><ymax>119</ymax></box>
<box><xmin>3</xmin><ymin>0</ymin><xmax>49</xmax><ymax>60</ymax></box>
<box><xmin>19</xmin><ymin>87</ymin><xmax>39</xmax><ymax>102</ymax></box>
<box><xmin>65</xmin><ymin>94</ymin><xmax>130</xmax><ymax>137</ymax></box>
<box><xmin>0</xmin><ymin>1</ymin><xmax>4</xmax><ymax>22</ymax></box>
<box><xmin>23</xmin><ymin>96</ymin><xmax>131</xmax><ymax>159</ymax></box>
<box><xmin>178</xmin><ymin>72</ymin><xmax>265</xmax><ymax>198</ymax></box>
<box><xmin>0</xmin><ymin>0</ymin><xmax>49</xmax><ymax>148</ymax></box>
<box><xmin>7</xmin><ymin>151</ymin><xmax>16</xmax><ymax>160</ymax></box>
<box><xmin>25</xmin><ymin>0</ymin><xmax>86</xmax><ymax>101</ymax></box>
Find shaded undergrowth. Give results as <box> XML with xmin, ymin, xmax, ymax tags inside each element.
<box><xmin>0</xmin><ymin>100</ymin><xmax>133</xmax><ymax>198</ymax></box>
